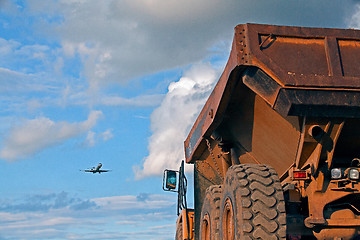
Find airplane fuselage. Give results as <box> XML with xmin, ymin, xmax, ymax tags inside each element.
<box><xmin>81</xmin><ymin>163</ymin><xmax>110</xmax><ymax>174</ymax></box>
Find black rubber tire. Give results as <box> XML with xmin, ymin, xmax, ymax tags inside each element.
<box><xmin>200</xmin><ymin>185</ymin><xmax>223</xmax><ymax>240</ymax></box>
<box><xmin>175</xmin><ymin>221</ymin><xmax>183</xmax><ymax>240</ymax></box>
<box><xmin>220</xmin><ymin>164</ymin><xmax>286</xmax><ymax>240</ymax></box>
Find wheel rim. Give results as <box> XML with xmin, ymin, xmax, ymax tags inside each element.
<box><xmin>201</xmin><ymin>213</ymin><xmax>210</xmax><ymax>240</ymax></box>
<box><xmin>222</xmin><ymin>198</ymin><xmax>234</xmax><ymax>240</ymax></box>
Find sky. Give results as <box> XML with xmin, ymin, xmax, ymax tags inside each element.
<box><xmin>1</xmin><ymin>0</ymin><xmax>360</xmax><ymax>239</ymax></box>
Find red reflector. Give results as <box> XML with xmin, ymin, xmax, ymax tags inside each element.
<box><xmin>293</xmin><ymin>172</ymin><xmax>307</xmax><ymax>179</ymax></box>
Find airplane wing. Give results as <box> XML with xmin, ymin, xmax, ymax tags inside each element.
<box><xmin>80</xmin><ymin>169</ymin><xmax>95</xmax><ymax>173</ymax></box>
<box><xmin>80</xmin><ymin>167</ymin><xmax>111</xmax><ymax>174</ymax></box>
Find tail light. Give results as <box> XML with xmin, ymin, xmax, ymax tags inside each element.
<box><xmin>291</xmin><ymin>170</ymin><xmax>308</xmax><ymax>180</ymax></box>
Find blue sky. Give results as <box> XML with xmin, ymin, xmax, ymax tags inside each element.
<box><xmin>0</xmin><ymin>0</ymin><xmax>360</xmax><ymax>239</ymax></box>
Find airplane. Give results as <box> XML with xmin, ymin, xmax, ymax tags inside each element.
<box><xmin>80</xmin><ymin>163</ymin><xmax>111</xmax><ymax>174</ymax></box>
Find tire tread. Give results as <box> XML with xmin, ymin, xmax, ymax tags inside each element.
<box><xmin>221</xmin><ymin>164</ymin><xmax>286</xmax><ymax>239</ymax></box>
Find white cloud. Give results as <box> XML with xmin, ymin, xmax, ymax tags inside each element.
<box><xmin>0</xmin><ymin>38</ymin><xmax>68</xmax><ymax>113</ymax></box>
<box><xmin>0</xmin><ymin>1</ymin><xmax>356</xmax><ymax>112</ymax></box>
<box><xmin>348</xmin><ymin>3</ymin><xmax>360</xmax><ymax>29</ymax></box>
<box><xmin>94</xmin><ymin>194</ymin><xmax>175</xmax><ymax>211</ymax></box>
<box><xmin>0</xmin><ymin>192</ymin><xmax>176</xmax><ymax>240</ymax></box>
<box><xmin>101</xmin><ymin>129</ymin><xmax>114</xmax><ymax>141</ymax></box>
<box><xmin>85</xmin><ymin>131</ymin><xmax>96</xmax><ymax>147</ymax></box>
<box><xmin>0</xmin><ymin>212</ymin><xmax>27</xmax><ymax>222</ymax></box>
<box><xmin>0</xmin><ymin>67</ymin><xmax>38</xmax><ymax>93</ymax></box>
<box><xmin>0</xmin><ymin>38</ymin><xmax>20</xmax><ymax>55</ymax></box>
<box><xmin>100</xmin><ymin>94</ymin><xmax>164</xmax><ymax>107</ymax></box>
<box><xmin>134</xmin><ymin>63</ymin><xmax>220</xmax><ymax>178</ymax></box>
<box><xmin>0</xmin><ymin>110</ymin><xmax>103</xmax><ymax>161</ymax></box>
<box><xmin>22</xmin><ymin>0</ymin><xmax>353</xmax><ymax>91</ymax></box>
<box><xmin>83</xmin><ymin>129</ymin><xmax>114</xmax><ymax>147</ymax></box>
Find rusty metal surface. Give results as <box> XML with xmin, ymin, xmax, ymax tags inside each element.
<box><xmin>176</xmin><ymin>209</ymin><xmax>195</xmax><ymax>240</ymax></box>
<box><xmin>236</xmin><ymin>95</ymin><xmax>301</xmax><ymax>176</ymax></box>
<box><xmin>184</xmin><ymin>23</ymin><xmax>360</xmax><ymax>164</ymax></box>
<box><xmin>183</xmin><ymin>23</ymin><xmax>360</xmax><ymax>239</ymax></box>
<box><xmin>193</xmin><ymin>153</ymin><xmax>224</xmax><ymax>240</ymax></box>
<box><xmin>244</xmin><ymin>24</ymin><xmax>360</xmax><ymax>87</ymax></box>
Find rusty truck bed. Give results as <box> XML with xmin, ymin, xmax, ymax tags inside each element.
<box><xmin>184</xmin><ymin>23</ymin><xmax>360</xmax><ymax>169</ymax></box>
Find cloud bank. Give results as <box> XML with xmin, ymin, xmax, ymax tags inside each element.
<box><xmin>135</xmin><ymin>63</ymin><xmax>220</xmax><ymax>178</ymax></box>
<box><xmin>348</xmin><ymin>2</ymin><xmax>360</xmax><ymax>28</ymax></box>
<box><xmin>0</xmin><ymin>192</ymin><xmax>176</xmax><ymax>240</ymax></box>
<box><xmin>0</xmin><ymin>110</ymin><xmax>103</xmax><ymax>161</ymax></box>
<box><xmin>3</xmin><ymin>0</ymin><xmax>352</xmax><ymax>91</ymax></box>
<box><xmin>0</xmin><ymin>191</ymin><xmax>97</xmax><ymax>213</ymax></box>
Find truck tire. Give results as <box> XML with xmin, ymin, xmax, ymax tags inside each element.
<box><xmin>200</xmin><ymin>185</ymin><xmax>223</xmax><ymax>240</ymax></box>
<box><xmin>220</xmin><ymin>164</ymin><xmax>286</xmax><ymax>240</ymax></box>
<box><xmin>175</xmin><ymin>221</ymin><xmax>182</xmax><ymax>240</ymax></box>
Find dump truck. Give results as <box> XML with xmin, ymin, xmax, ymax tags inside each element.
<box><xmin>163</xmin><ymin>23</ymin><xmax>360</xmax><ymax>239</ymax></box>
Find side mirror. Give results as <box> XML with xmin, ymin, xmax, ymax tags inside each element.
<box><xmin>163</xmin><ymin>169</ymin><xmax>178</xmax><ymax>192</ymax></box>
